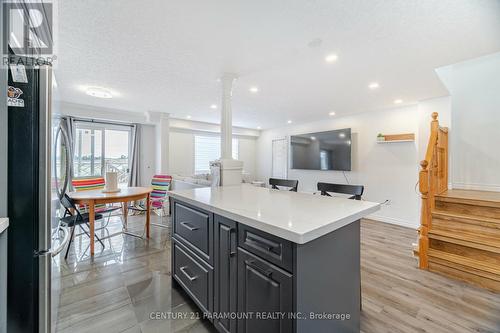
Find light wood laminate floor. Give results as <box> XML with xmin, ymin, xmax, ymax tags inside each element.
<box><xmin>52</xmin><ymin>216</ymin><xmax>500</xmax><ymax>333</ymax></box>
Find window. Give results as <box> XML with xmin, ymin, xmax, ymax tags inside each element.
<box><xmin>194</xmin><ymin>136</ymin><xmax>238</xmax><ymax>174</ymax></box>
<box><xmin>73</xmin><ymin>121</ymin><xmax>131</xmax><ymax>186</ymax></box>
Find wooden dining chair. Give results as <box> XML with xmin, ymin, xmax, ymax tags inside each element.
<box><xmin>317</xmin><ymin>182</ymin><xmax>364</xmax><ymax>200</ymax></box>
<box><xmin>269</xmin><ymin>178</ymin><xmax>299</xmax><ymax>192</ymax></box>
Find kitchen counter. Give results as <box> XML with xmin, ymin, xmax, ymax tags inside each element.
<box><xmin>168</xmin><ymin>184</ymin><xmax>380</xmax><ymax>244</ymax></box>
<box><xmin>0</xmin><ymin>218</ymin><xmax>8</xmax><ymax>234</ymax></box>
<box><xmin>169</xmin><ymin>184</ymin><xmax>379</xmax><ymax>332</ymax></box>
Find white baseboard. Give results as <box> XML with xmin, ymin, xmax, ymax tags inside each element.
<box><xmin>451</xmin><ymin>182</ymin><xmax>500</xmax><ymax>192</ymax></box>
<box><xmin>366</xmin><ymin>213</ymin><xmax>418</xmax><ymax>230</ymax></box>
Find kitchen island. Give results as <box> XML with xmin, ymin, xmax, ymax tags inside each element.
<box><xmin>168</xmin><ymin>184</ymin><xmax>380</xmax><ymax>333</ymax></box>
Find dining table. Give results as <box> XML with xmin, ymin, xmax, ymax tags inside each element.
<box><xmin>67</xmin><ymin>186</ymin><xmax>153</xmax><ymax>256</ymax></box>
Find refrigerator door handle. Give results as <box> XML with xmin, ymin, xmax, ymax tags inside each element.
<box><xmin>38</xmin><ymin>252</ymin><xmax>51</xmax><ymax>333</ymax></box>
<box><xmin>38</xmin><ymin>65</ymin><xmax>52</xmax><ymax>253</ymax></box>
<box><xmin>38</xmin><ymin>65</ymin><xmax>52</xmax><ymax>333</ymax></box>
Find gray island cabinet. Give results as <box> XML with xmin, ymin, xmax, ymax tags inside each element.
<box><xmin>169</xmin><ymin>185</ymin><xmax>380</xmax><ymax>333</ymax></box>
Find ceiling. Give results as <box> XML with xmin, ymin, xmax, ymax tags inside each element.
<box><xmin>55</xmin><ymin>0</ymin><xmax>500</xmax><ymax>129</ymax></box>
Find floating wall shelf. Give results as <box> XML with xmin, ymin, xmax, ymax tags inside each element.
<box><xmin>377</xmin><ymin>133</ymin><xmax>415</xmax><ymax>143</ymax></box>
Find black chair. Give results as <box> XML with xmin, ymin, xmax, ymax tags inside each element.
<box><xmin>317</xmin><ymin>182</ymin><xmax>364</xmax><ymax>200</ymax></box>
<box><xmin>59</xmin><ymin>194</ymin><xmax>105</xmax><ymax>259</ymax></box>
<box><xmin>317</xmin><ymin>182</ymin><xmax>364</xmax><ymax>310</ymax></box>
<box><xmin>269</xmin><ymin>178</ymin><xmax>299</xmax><ymax>192</ymax></box>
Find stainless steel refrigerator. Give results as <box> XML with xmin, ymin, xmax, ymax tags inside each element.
<box><xmin>7</xmin><ymin>61</ymin><xmax>54</xmax><ymax>333</ymax></box>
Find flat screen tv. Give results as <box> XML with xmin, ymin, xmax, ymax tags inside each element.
<box><xmin>290</xmin><ymin>128</ymin><xmax>351</xmax><ymax>171</ymax></box>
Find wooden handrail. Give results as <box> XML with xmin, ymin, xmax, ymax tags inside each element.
<box><xmin>423</xmin><ymin>113</ymin><xmax>439</xmax><ymax>165</ymax></box>
<box><xmin>418</xmin><ymin>112</ymin><xmax>448</xmax><ymax>269</ymax></box>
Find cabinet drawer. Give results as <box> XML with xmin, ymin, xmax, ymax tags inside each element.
<box><xmin>173</xmin><ymin>201</ymin><xmax>213</xmax><ymax>264</ymax></box>
<box><xmin>172</xmin><ymin>239</ymin><xmax>213</xmax><ymax>314</ymax></box>
<box><xmin>237</xmin><ymin>248</ymin><xmax>293</xmax><ymax>333</ymax></box>
<box><xmin>238</xmin><ymin>224</ymin><xmax>293</xmax><ymax>272</ymax></box>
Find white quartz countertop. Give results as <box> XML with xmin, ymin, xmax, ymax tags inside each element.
<box><xmin>0</xmin><ymin>218</ymin><xmax>9</xmax><ymax>234</ymax></box>
<box><xmin>169</xmin><ymin>184</ymin><xmax>380</xmax><ymax>244</ymax></box>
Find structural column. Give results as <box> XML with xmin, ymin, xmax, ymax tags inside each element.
<box><xmin>217</xmin><ymin>73</ymin><xmax>244</xmax><ymax>186</ymax></box>
<box><xmin>148</xmin><ymin>111</ymin><xmax>170</xmax><ymax>174</ymax></box>
<box><xmin>220</xmin><ymin>73</ymin><xmax>238</xmax><ymax>159</ymax></box>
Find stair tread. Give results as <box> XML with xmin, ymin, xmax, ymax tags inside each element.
<box><xmin>432</xmin><ymin>210</ymin><xmax>500</xmax><ymax>225</ymax></box>
<box><xmin>435</xmin><ymin>189</ymin><xmax>500</xmax><ymax>208</ymax></box>
<box><xmin>429</xmin><ymin>228</ymin><xmax>500</xmax><ymax>248</ymax></box>
<box><xmin>428</xmin><ymin>249</ymin><xmax>500</xmax><ymax>276</ymax></box>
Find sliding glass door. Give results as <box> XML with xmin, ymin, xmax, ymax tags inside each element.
<box><xmin>104</xmin><ymin>129</ymin><xmax>130</xmax><ymax>186</ymax></box>
<box><xmin>74</xmin><ymin>127</ymin><xmax>102</xmax><ymax>177</ymax></box>
<box><xmin>73</xmin><ymin>122</ymin><xmax>131</xmax><ymax>187</ymax></box>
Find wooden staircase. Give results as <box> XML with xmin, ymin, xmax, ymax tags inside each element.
<box><xmin>417</xmin><ymin>114</ymin><xmax>500</xmax><ymax>292</ymax></box>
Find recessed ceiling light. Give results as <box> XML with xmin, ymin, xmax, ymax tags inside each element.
<box><xmin>249</xmin><ymin>86</ymin><xmax>259</xmax><ymax>93</ymax></box>
<box><xmin>85</xmin><ymin>87</ymin><xmax>113</xmax><ymax>99</ymax></box>
<box><xmin>287</xmin><ymin>120</ymin><xmax>292</xmax><ymax>124</ymax></box>
<box><xmin>329</xmin><ymin>111</ymin><xmax>336</xmax><ymax>116</ymax></box>
<box><xmin>210</xmin><ymin>104</ymin><xmax>217</xmax><ymax>109</ymax></box>
<box><xmin>368</xmin><ymin>82</ymin><xmax>380</xmax><ymax>90</ymax></box>
<box><xmin>186</xmin><ymin>115</ymin><xmax>192</xmax><ymax>119</ymax></box>
<box><xmin>325</xmin><ymin>53</ymin><xmax>338</xmax><ymax>63</ymax></box>
<box><xmin>257</xmin><ymin>126</ymin><xmax>262</xmax><ymax>130</ymax></box>
<box><xmin>394</xmin><ymin>99</ymin><xmax>403</xmax><ymax>104</ymax></box>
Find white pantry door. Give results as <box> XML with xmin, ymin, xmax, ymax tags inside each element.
<box><xmin>271</xmin><ymin>138</ymin><xmax>288</xmax><ymax>179</ymax></box>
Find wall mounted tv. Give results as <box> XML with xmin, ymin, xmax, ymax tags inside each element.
<box><xmin>290</xmin><ymin>128</ymin><xmax>352</xmax><ymax>171</ymax></box>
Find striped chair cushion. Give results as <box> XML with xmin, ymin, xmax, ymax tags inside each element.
<box><xmin>128</xmin><ymin>175</ymin><xmax>172</xmax><ymax>213</ymax></box>
<box><xmin>72</xmin><ymin>177</ymin><xmax>110</xmax><ymax>213</ymax></box>
<box><xmin>72</xmin><ymin>177</ymin><xmax>106</xmax><ymax>191</ymax></box>
<box><xmin>150</xmin><ymin>175</ymin><xmax>172</xmax><ymax>204</ymax></box>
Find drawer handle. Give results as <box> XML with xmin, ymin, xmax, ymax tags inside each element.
<box><xmin>180</xmin><ymin>266</ymin><xmax>198</xmax><ymax>281</ymax></box>
<box><xmin>246</xmin><ymin>260</ymin><xmax>273</xmax><ymax>277</ymax></box>
<box><xmin>180</xmin><ymin>221</ymin><xmax>199</xmax><ymax>231</ymax></box>
<box><xmin>229</xmin><ymin>228</ymin><xmax>237</xmax><ymax>257</ymax></box>
<box><xmin>245</xmin><ymin>236</ymin><xmax>274</xmax><ymax>252</ymax></box>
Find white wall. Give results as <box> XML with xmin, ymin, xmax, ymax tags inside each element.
<box><xmin>417</xmin><ymin>96</ymin><xmax>452</xmax><ymax>161</ymax></box>
<box><xmin>140</xmin><ymin>124</ymin><xmax>156</xmax><ymax>187</ymax></box>
<box><xmin>257</xmin><ymin>99</ymin><xmax>451</xmax><ymax>229</ymax></box>
<box><xmin>437</xmin><ymin>53</ymin><xmax>500</xmax><ymax>191</ymax></box>
<box><xmin>60</xmin><ymin>102</ymin><xmax>259</xmax><ymax>184</ymax></box>
<box><xmin>239</xmin><ymin>138</ymin><xmax>257</xmax><ymax>179</ymax></box>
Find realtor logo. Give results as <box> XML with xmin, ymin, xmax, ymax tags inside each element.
<box><xmin>2</xmin><ymin>1</ymin><xmax>56</xmax><ymax>67</ymax></box>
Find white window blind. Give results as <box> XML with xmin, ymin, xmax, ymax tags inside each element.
<box><xmin>194</xmin><ymin>136</ymin><xmax>238</xmax><ymax>174</ymax></box>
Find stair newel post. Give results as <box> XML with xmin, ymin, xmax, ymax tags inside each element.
<box><xmin>417</xmin><ymin>112</ymin><xmax>450</xmax><ymax>270</ymax></box>
<box><xmin>419</xmin><ymin>160</ymin><xmax>430</xmax><ymax>269</ymax></box>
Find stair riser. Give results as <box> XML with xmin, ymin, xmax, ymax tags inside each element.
<box><xmin>428</xmin><ymin>232</ymin><xmax>500</xmax><ymax>253</ymax></box>
<box><xmin>432</xmin><ymin>218</ymin><xmax>500</xmax><ymax>238</ymax></box>
<box><xmin>435</xmin><ymin>200</ymin><xmax>500</xmax><ymax>219</ymax></box>
<box><xmin>428</xmin><ymin>261</ymin><xmax>500</xmax><ymax>292</ymax></box>
<box><xmin>430</xmin><ymin>239</ymin><xmax>500</xmax><ymax>266</ymax></box>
